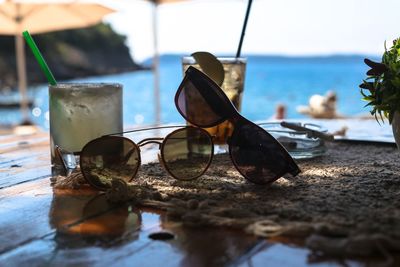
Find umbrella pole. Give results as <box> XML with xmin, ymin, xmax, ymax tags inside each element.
<box><xmin>15</xmin><ymin>34</ymin><xmax>30</xmax><ymax>124</ymax></box>
<box><xmin>152</xmin><ymin>4</ymin><xmax>161</xmax><ymax>126</ymax></box>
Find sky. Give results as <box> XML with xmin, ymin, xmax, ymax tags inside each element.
<box><xmin>102</xmin><ymin>0</ymin><xmax>399</xmax><ymax>62</ymax></box>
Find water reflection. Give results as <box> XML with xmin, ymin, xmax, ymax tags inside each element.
<box><xmin>49</xmin><ymin>187</ymin><xmax>270</xmax><ymax>266</ymax></box>
<box><xmin>159</xmin><ymin>214</ymin><xmax>270</xmax><ymax>267</ymax></box>
<box><xmin>49</xmin><ymin>189</ymin><xmax>141</xmax><ymax>248</ymax></box>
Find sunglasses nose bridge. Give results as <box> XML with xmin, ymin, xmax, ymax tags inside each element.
<box><xmin>137</xmin><ymin>139</ymin><xmax>163</xmax><ymax>148</ymax></box>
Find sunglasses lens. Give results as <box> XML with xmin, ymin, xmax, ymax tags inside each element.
<box><xmin>162</xmin><ymin>127</ymin><xmax>213</xmax><ymax>180</ymax></box>
<box><xmin>80</xmin><ymin>136</ymin><xmax>140</xmax><ymax>190</ymax></box>
<box><xmin>176</xmin><ymin>67</ymin><xmax>234</xmax><ymax>127</ymax></box>
<box><xmin>176</xmin><ymin>77</ymin><xmax>224</xmax><ymax>127</ymax></box>
<box><xmin>229</xmin><ymin>123</ymin><xmax>300</xmax><ymax>184</ymax></box>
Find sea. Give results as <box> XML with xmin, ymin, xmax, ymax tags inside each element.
<box><xmin>0</xmin><ymin>54</ymin><xmax>379</xmax><ymax>129</ymax></box>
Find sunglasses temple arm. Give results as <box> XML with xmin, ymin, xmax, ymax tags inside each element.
<box><xmin>107</xmin><ymin>125</ymin><xmax>186</xmax><ymax>136</ymax></box>
<box><xmin>289</xmin><ymin>165</ymin><xmax>301</xmax><ymax>177</ymax></box>
<box><xmin>280</xmin><ymin>121</ymin><xmax>334</xmax><ymax>142</ymax></box>
<box><xmin>54</xmin><ymin>145</ymin><xmax>69</xmax><ymax>176</ymax></box>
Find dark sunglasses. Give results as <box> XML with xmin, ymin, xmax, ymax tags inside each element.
<box><xmin>56</xmin><ymin>126</ymin><xmax>214</xmax><ymax>191</ymax></box>
<box><xmin>175</xmin><ymin>66</ymin><xmax>301</xmax><ymax>184</ymax></box>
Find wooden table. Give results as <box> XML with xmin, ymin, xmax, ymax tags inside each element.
<box><xmin>0</xmin><ymin>129</ymin><xmax>387</xmax><ymax>266</ymax></box>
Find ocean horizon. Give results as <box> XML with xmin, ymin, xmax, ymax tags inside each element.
<box><xmin>0</xmin><ymin>54</ymin><xmax>380</xmax><ymax>129</ymax></box>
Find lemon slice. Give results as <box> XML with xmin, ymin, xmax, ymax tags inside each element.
<box><xmin>191</xmin><ymin>51</ymin><xmax>224</xmax><ymax>86</ymax></box>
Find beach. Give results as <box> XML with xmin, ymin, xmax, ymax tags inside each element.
<box><xmin>0</xmin><ymin>55</ymin><xmax>375</xmax><ymax>129</ymax></box>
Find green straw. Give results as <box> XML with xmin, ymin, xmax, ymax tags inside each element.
<box><xmin>22</xmin><ymin>30</ymin><xmax>57</xmax><ymax>85</ymax></box>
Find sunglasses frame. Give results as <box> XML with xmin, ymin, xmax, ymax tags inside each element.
<box><xmin>175</xmin><ymin>66</ymin><xmax>301</xmax><ymax>184</ymax></box>
<box><xmin>57</xmin><ymin>126</ymin><xmax>215</xmax><ymax>190</ymax></box>
<box><xmin>80</xmin><ymin>135</ymin><xmax>141</xmax><ymax>190</ymax></box>
<box><xmin>228</xmin><ymin>117</ymin><xmax>300</xmax><ymax>183</ymax></box>
<box><xmin>159</xmin><ymin>126</ymin><xmax>214</xmax><ymax>182</ymax></box>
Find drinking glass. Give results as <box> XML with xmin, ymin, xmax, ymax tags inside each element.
<box><xmin>182</xmin><ymin>57</ymin><xmax>246</xmax><ymax>144</ymax></box>
<box><xmin>49</xmin><ymin>83</ymin><xmax>123</xmax><ymax>169</ymax></box>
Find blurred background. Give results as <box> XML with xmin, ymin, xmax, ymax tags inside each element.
<box><xmin>0</xmin><ymin>0</ymin><xmax>399</xmax><ymax>129</ymax></box>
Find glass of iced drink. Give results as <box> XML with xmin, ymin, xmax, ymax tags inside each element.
<box><xmin>182</xmin><ymin>57</ymin><xmax>246</xmax><ymax>144</ymax></box>
<box><xmin>49</xmin><ymin>83</ymin><xmax>123</xmax><ymax>169</ymax></box>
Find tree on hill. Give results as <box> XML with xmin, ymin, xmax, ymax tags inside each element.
<box><xmin>0</xmin><ymin>23</ymin><xmax>142</xmax><ymax>90</ymax></box>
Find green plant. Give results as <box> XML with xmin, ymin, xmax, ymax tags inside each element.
<box><xmin>360</xmin><ymin>38</ymin><xmax>400</xmax><ymax>124</ymax></box>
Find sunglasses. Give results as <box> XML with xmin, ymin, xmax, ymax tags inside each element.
<box><xmin>56</xmin><ymin>126</ymin><xmax>214</xmax><ymax>191</ymax></box>
<box><xmin>175</xmin><ymin>66</ymin><xmax>301</xmax><ymax>184</ymax></box>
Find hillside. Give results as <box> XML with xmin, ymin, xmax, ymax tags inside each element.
<box><xmin>0</xmin><ymin>23</ymin><xmax>143</xmax><ymax>90</ymax></box>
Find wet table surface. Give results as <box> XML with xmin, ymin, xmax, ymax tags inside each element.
<box><xmin>0</xmin><ymin>127</ymin><xmax>392</xmax><ymax>267</ymax></box>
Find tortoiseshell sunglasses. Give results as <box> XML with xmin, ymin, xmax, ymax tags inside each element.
<box><xmin>175</xmin><ymin>66</ymin><xmax>301</xmax><ymax>184</ymax></box>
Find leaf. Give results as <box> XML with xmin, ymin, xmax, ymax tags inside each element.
<box><xmin>374</xmin><ymin>113</ymin><xmax>382</xmax><ymax>125</ymax></box>
<box><xmin>364</xmin><ymin>58</ymin><xmax>388</xmax><ymax>73</ymax></box>
<box><xmin>378</xmin><ymin>111</ymin><xmax>385</xmax><ymax>124</ymax></box>
<box><xmin>367</xmin><ymin>68</ymin><xmax>386</xmax><ymax>76</ymax></box>
<box><xmin>360</xmin><ymin>89</ymin><xmax>368</xmax><ymax>98</ymax></box>
<box><xmin>363</xmin><ymin>101</ymin><xmax>376</xmax><ymax>107</ymax></box>
<box><xmin>384</xmin><ymin>110</ymin><xmax>389</xmax><ymax>118</ymax></box>
<box><xmin>359</xmin><ymin>81</ymin><xmax>375</xmax><ymax>91</ymax></box>
<box><xmin>362</xmin><ymin>96</ymin><xmax>374</xmax><ymax>101</ymax></box>
<box><xmin>191</xmin><ymin>51</ymin><xmax>225</xmax><ymax>86</ymax></box>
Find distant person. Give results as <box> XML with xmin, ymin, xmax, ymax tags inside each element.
<box><xmin>270</xmin><ymin>103</ymin><xmax>287</xmax><ymax>120</ymax></box>
<box><xmin>297</xmin><ymin>90</ymin><xmax>342</xmax><ymax>119</ymax></box>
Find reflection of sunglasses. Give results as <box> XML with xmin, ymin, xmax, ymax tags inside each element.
<box><xmin>56</xmin><ymin>126</ymin><xmax>215</xmax><ymax>191</ymax></box>
<box><xmin>175</xmin><ymin>66</ymin><xmax>301</xmax><ymax>184</ymax></box>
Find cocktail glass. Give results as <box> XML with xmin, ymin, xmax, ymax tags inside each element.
<box><xmin>49</xmin><ymin>83</ymin><xmax>123</xmax><ymax>170</ymax></box>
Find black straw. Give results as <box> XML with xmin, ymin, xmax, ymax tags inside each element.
<box><xmin>236</xmin><ymin>0</ymin><xmax>253</xmax><ymax>58</ymax></box>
